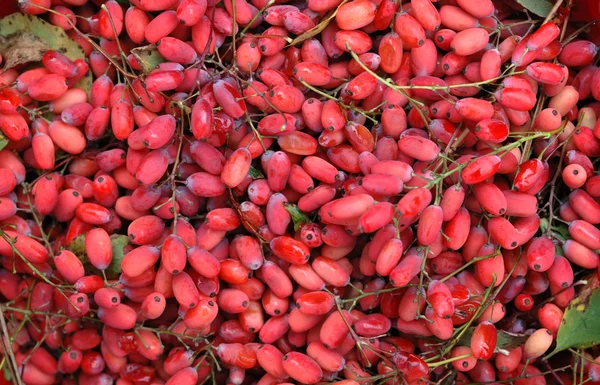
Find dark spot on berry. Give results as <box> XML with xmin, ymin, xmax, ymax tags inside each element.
<box><xmin>77</xmin><ymin>296</ymin><xmax>84</xmax><ymax>303</ymax></box>
<box><xmin>154</xmin><ymin>296</ymin><xmax>161</xmax><ymax>302</ymax></box>
<box><xmin>242</xmin><ymin>301</ymin><xmax>248</xmax><ymax>307</ymax></box>
<box><xmin>97</xmin><ymin>177</ymin><xmax>104</xmax><ymax>183</ymax></box>
<box><xmin>306</xmin><ymin>234</ymin><xmax>313</xmax><ymax>240</ymax></box>
<box><xmin>274</xmin><ymin>309</ymin><xmax>280</xmax><ymax>314</ymax></box>
<box><xmin>462</xmin><ymin>361</ymin><xmax>469</xmax><ymax>368</ymax></box>
<box><xmin>112</xmin><ymin>297</ymin><xmax>118</xmax><ymax>303</ymax></box>
<box><xmin>573</xmin><ymin>169</ymin><xmax>579</xmax><ymax>175</ymax></box>
<box><xmin>511</xmin><ymin>241</ymin><xmax>517</xmax><ymax>247</ymax></box>
<box><xmin>534</xmin><ymin>264</ymin><xmax>541</xmax><ymax>270</ymax></box>
<box><xmin>443</xmin><ymin>64</ymin><xmax>450</xmax><ymax>70</ymax></box>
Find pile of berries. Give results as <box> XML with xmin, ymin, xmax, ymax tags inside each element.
<box><xmin>1</xmin><ymin>0</ymin><xmax>600</xmax><ymax>384</ymax></box>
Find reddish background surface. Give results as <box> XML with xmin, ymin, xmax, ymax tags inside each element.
<box><xmin>572</xmin><ymin>0</ymin><xmax>600</xmax><ymax>21</ymax></box>
<box><xmin>0</xmin><ymin>0</ymin><xmax>18</xmax><ymax>18</ymax></box>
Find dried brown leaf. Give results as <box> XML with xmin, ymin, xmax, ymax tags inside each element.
<box><xmin>0</xmin><ymin>32</ymin><xmax>48</xmax><ymax>70</ymax></box>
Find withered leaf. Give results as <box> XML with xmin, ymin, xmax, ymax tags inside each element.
<box><xmin>0</xmin><ymin>13</ymin><xmax>92</xmax><ymax>96</ymax></box>
<box><xmin>0</xmin><ymin>32</ymin><xmax>48</xmax><ymax>70</ymax></box>
<box><xmin>131</xmin><ymin>44</ymin><xmax>166</xmax><ymax>74</ymax></box>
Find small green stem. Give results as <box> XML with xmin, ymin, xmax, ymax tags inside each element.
<box><xmin>427</xmin><ymin>353</ymin><xmax>472</xmax><ymax>368</ymax></box>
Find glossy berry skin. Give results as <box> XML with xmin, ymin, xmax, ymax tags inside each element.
<box><xmin>4</xmin><ymin>4</ymin><xmax>600</xmax><ymax>385</ymax></box>
<box><xmin>471</xmin><ymin>321</ymin><xmax>497</xmax><ymax>360</ymax></box>
<box><xmin>514</xmin><ymin>294</ymin><xmax>534</xmax><ymax>312</ymax></box>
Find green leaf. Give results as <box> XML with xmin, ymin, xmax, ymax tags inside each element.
<box><xmin>458</xmin><ymin>328</ymin><xmax>527</xmax><ymax>351</ymax></box>
<box><xmin>3</xmin><ymin>364</ymin><xmax>11</xmax><ymax>381</ymax></box>
<box><xmin>546</xmin><ymin>287</ymin><xmax>600</xmax><ymax>358</ymax></box>
<box><xmin>552</xmin><ymin>224</ymin><xmax>570</xmax><ymax>242</ymax></box>
<box><xmin>68</xmin><ymin>234</ymin><xmax>87</xmax><ymax>256</ymax></box>
<box><xmin>105</xmin><ymin>234</ymin><xmax>129</xmax><ymax>279</ymax></box>
<box><xmin>0</xmin><ymin>133</ymin><xmax>8</xmax><ymax>152</ymax></box>
<box><xmin>0</xmin><ymin>13</ymin><xmax>92</xmax><ymax>95</ymax></box>
<box><xmin>131</xmin><ymin>44</ymin><xmax>165</xmax><ymax>73</ymax></box>
<box><xmin>248</xmin><ymin>165</ymin><xmax>264</xmax><ymax>179</ymax></box>
<box><xmin>555</xmin><ymin>244</ymin><xmax>563</xmax><ymax>256</ymax></box>
<box><xmin>42</xmin><ymin>111</ymin><xmax>55</xmax><ymax>122</ymax></box>
<box><xmin>514</xmin><ymin>0</ymin><xmax>553</xmax><ymax>17</ymax></box>
<box><xmin>68</xmin><ymin>234</ymin><xmax>129</xmax><ymax>280</ymax></box>
<box><xmin>283</xmin><ymin>203</ymin><xmax>310</xmax><ymax>231</ymax></box>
